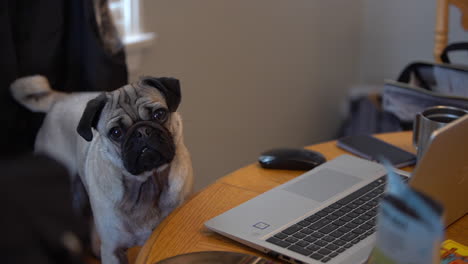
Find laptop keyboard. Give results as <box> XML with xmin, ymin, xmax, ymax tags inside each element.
<box><xmin>266</xmin><ymin>175</ymin><xmax>408</xmax><ymax>263</ymax></box>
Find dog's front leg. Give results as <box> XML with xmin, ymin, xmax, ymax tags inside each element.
<box><xmin>91</xmin><ymin>203</ymin><xmax>129</xmax><ymax>264</ymax></box>
<box><xmin>100</xmin><ymin>243</ymin><xmax>128</xmax><ymax>264</ymax></box>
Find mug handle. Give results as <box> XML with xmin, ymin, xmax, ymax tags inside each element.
<box><xmin>413</xmin><ymin>114</ymin><xmax>421</xmax><ymax>149</ymax></box>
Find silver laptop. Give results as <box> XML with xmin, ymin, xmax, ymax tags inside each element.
<box><xmin>205</xmin><ymin>115</ymin><xmax>468</xmax><ymax>264</ymax></box>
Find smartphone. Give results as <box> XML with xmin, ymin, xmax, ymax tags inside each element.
<box><xmin>337</xmin><ymin>135</ymin><xmax>416</xmax><ymax>168</ymax></box>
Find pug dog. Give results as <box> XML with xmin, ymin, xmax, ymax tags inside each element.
<box><xmin>10</xmin><ymin>75</ymin><xmax>194</xmax><ymax>264</ymax></box>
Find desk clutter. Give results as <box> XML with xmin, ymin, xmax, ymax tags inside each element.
<box><xmin>366</xmin><ymin>161</ymin><xmax>444</xmax><ymax>264</ymax></box>
<box><xmin>339</xmin><ymin>42</ymin><xmax>468</xmax><ymax>138</ymax></box>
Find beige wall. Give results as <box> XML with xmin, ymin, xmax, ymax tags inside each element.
<box><xmin>137</xmin><ymin>1</ymin><xmax>468</xmax><ymax>191</ymax></box>
<box><xmin>138</xmin><ymin>0</ymin><xmax>362</xmax><ymax>191</ymax></box>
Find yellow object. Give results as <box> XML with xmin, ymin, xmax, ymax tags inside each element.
<box><xmin>440</xmin><ymin>239</ymin><xmax>468</xmax><ymax>263</ymax></box>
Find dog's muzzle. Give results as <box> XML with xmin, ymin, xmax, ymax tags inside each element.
<box><xmin>122</xmin><ymin>121</ymin><xmax>175</xmax><ymax>175</ymax></box>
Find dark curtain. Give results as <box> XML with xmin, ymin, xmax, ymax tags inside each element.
<box><xmin>0</xmin><ymin>0</ymin><xmax>128</xmax><ymax>158</ymax></box>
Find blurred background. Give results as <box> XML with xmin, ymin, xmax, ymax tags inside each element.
<box><xmin>109</xmin><ymin>0</ymin><xmax>468</xmax><ymax>191</ymax></box>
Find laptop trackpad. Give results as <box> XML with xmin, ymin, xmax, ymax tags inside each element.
<box><xmin>283</xmin><ymin>168</ymin><xmax>362</xmax><ymax>202</ymax></box>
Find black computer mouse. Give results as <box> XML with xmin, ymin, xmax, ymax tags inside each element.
<box><xmin>258</xmin><ymin>148</ymin><xmax>327</xmax><ymax>170</ymax></box>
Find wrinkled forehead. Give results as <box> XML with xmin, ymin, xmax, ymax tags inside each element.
<box><xmin>117</xmin><ymin>82</ymin><xmax>165</xmax><ymax>102</ymax></box>
<box><xmin>102</xmin><ymin>82</ymin><xmax>167</xmax><ymax>122</ymax></box>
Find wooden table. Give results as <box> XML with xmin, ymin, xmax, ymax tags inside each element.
<box><xmin>135</xmin><ymin>131</ymin><xmax>468</xmax><ymax>264</ymax></box>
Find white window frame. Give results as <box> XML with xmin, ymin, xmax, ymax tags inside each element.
<box><xmin>109</xmin><ymin>0</ymin><xmax>156</xmax><ymax>76</ymax></box>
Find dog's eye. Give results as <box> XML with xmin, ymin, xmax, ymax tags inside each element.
<box><xmin>109</xmin><ymin>127</ymin><xmax>124</xmax><ymax>141</ymax></box>
<box><xmin>152</xmin><ymin>108</ymin><xmax>168</xmax><ymax>122</ymax></box>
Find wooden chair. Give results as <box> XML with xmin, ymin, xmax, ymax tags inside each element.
<box><xmin>434</xmin><ymin>0</ymin><xmax>468</xmax><ymax>62</ymax></box>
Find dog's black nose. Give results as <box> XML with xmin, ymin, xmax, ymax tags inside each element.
<box><xmin>136</xmin><ymin>126</ymin><xmax>153</xmax><ymax>138</ymax></box>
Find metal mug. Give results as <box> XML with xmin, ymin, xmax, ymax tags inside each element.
<box><xmin>413</xmin><ymin>105</ymin><xmax>468</xmax><ymax>161</ymax></box>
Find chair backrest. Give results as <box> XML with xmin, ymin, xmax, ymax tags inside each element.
<box><xmin>434</xmin><ymin>0</ymin><xmax>468</xmax><ymax>62</ymax></box>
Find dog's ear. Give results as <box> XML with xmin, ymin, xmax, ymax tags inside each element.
<box><xmin>141</xmin><ymin>77</ymin><xmax>181</xmax><ymax>112</ymax></box>
<box><xmin>77</xmin><ymin>93</ymin><xmax>108</xmax><ymax>142</ymax></box>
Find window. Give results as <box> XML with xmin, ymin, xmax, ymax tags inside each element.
<box><xmin>109</xmin><ymin>0</ymin><xmax>155</xmax><ymax>45</ymax></box>
<box><xmin>108</xmin><ymin>0</ymin><xmax>156</xmax><ymax>77</ymax></box>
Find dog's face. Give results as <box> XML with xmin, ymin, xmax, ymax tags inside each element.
<box><xmin>76</xmin><ymin>77</ymin><xmax>182</xmax><ymax>176</ymax></box>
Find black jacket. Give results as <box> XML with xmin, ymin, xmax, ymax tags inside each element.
<box><xmin>0</xmin><ymin>0</ymin><xmax>128</xmax><ymax>157</ymax></box>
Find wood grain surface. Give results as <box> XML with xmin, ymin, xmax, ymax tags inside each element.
<box><xmin>135</xmin><ymin>131</ymin><xmax>467</xmax><ymax>264</ymax></box>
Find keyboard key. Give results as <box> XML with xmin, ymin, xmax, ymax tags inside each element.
<box><xmin>316</xmin><ymin>211</ymin><xmax>328</xmax><ymax>217</ymax></box>
<box><xmin>339</xmin><ymin>207</ymin><xmax>352</xmax><ymax>213</ymax></box>
<box><xmin>360</xmin><ymin>214</ymin><xmax>372</xmax><ymax>221</ymax></box>
<box><xmin>352</xmin><ymin>228</ymin><xmax>365</xmax><ymax>235</ymax></box>
<box><xmin>285</xmin><ymin>237</ymin><xmax>299</xmax><ymax>243</ymax></box>
<box><xmin>361</xmin><ymin>204</ymin><xmax>372</xmax><ymax>210</ymax></box>
<box><xmin>310</xmin><ymin>253</ymin><xmax>324</xmax><ymax>260</ymax></box>
<box><xmin>312</xmin><ymin>232</ymin><xmax>325</xmax><ymax>238</ymax></box>
<box><xmin>337</xmin><ymin>247</ymin><xmax>346</xmax><ymax>253</ymax></box>
<box><xmin>333</xmin><ymin>219</ymin><xmax>346</xmax><ymax>226</ymax></box>
<box><xmin>300</xmin><ymin>228</ymin><xmax>314</xmax><ymax>235</ymax></box>
<box><xmin>297</xmin><ymin>220</ymin><xmax>312</xmax><ymax>227</ymax></box>
<box><xmin>330</xmin><ymin>203</ymin><xmax>341</xmax><ymax>209</ymax></box>
<box><xmin>306</xmin><ymin>244</ymin><xmax>321</xmax><ymax>251</ymax></box>
<box><xmin>341</xmin><ymin>216</ymin><xmax>352</xmax><ymax>222</ymax></box>
<box><xmin>337</xmin><ymin>183</ymin><xmax>375</xmax><ymax>205</ymax></box>
<box><xmin>266</xmin><ymin>237</ymin><xmax>291</xmax><ymax>248</ymax></box>
<box><xmin>342</xmin><ymin>233</ymin><xmax>358</xmax><ymax>242</ymax></box>
<box><xmin>319</xmin><ymin>224</ymin><xmax>338</xmax><ymax>234</ymax></box>
<box><xmin>289</xmin><ymin>245</ymin><xmax>313</xmax><ymax>256</ymax></box>
<box><xmin>318</xmin><ymin>248</ymin><xmax>332</xmax><ymax>255</ymax></box>
<box><xmin>338</xmin><ymin>227</ymin><xmax>351</xmax><ymax>233</ymax></box>
<box><xmin>333</xmin><ymin>239</ymin><xmax>346</xmax><ymax>246</ymax></box>
<box><xmin>325</xmin><ymin>244</ymin><xmax>338</xmax><ymax>250</ymax></box>
<box><xmin>283</xmin><ymin>225</ymin><xmax>302</xmax><ymax>235</ymax></box>
<box><xmin>332</xmin><ymin>210</ymin><xmax>345</xmax><ymax>216</ymax></box>
<box><xmin>321</xmin><ymin>257</ymin><xmax>331</xmax><ymax>263</ymax></box>
<box><xmin>354</xmin><ymin>199</ymin><xmax>364</xmax><ymax>205</ymax></box>
<box><xmin>329</xmin><ymin>252</ymin><xmax>339</xmax><ymax>258</ymax></box>
<box><xmin>354</xmin><ymin>208</ymin><xmax>365</xmax><ymax>214</ymax></box>
<box><xmin>326</xmin><ymin>214</ymin><xmax>339</xmax><ymax>220</ymax></box>
<box><xmin>359</xmin><ymin>196</ymin><xmax>372</xmax><ymax>202</ymax></box>
<box><xmin>323</xmin><ymin>236</ymin><xmax>335</xmax><ymax>242</ymax></box>
<box><xmin>352</xmin><ymin>219</ymin><xmax>364</xmax><ymax>225</ymax></box>
<box><xmin>310</xmin><ymin>219</ymin><xmax>331</xmax><ymax>230</ymax></box>
<box><xmin>366</xmin><ymin>209</ymin><xmax>378</xmax><ymax>216</ymax></box>
<box><xmin>304</xmin><ymin>236</ymin><xmax>318</xmax><ymax>243</ymax></box>
<box><xmin>330</xmin><ymin>231</ymin><xmax>344</xmax><ymax>238</ymax></box>
<box><xmin>314</xmin><ymin>240</ymin><xmax>328</xmax><ymax>247</ymax></box>
<box><xmin>306</xmin><ymin>215</ymin><xmax>321</xmax><ymax>223</ymax></box>
<box><xmin>296</xmin><ymin>240</ymin><xmax>310</xmax><ymax>247</ymax></box>
<box><xmin>344</xmin><ymin>243</ymin><xmax>353</xmax><ymax>248</ymax></box>
<box><xmin>293</xmin><ymin>232</ymin><xmax>307</xmax><ymax>239</ymax></box>
<box><xmin>347</xmin><ymin>212</ymin><xmax>359</xmax><ymax>218</ymax></box>
<box><xmin>274</xmin><ymin>233</ymin><xmax>287</xmax><ymax>239</ymax></box>
<box><xmin>345</xmin><ymin>223</ymin><xmax>357</xmax><ymax>229</ymax></box>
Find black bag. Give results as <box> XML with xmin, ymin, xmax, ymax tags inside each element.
<box><xmin>382</xmin><ymin>61</ymin><xmax>468</xmax><ymax>129</ymax></box>
<box><xmin>440</xmin><ymin>42</ymin><xmax>468</xmax><ymax>64</ymax></box>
